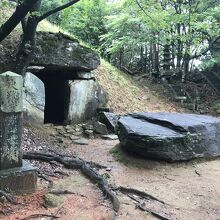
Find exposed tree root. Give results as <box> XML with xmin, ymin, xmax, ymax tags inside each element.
<box><xmin>115</xmin><ymin>186</ymin><xmax>170</xmax><ymax>220</ymax></box>
<box><xmin>49</xmin><ymin>190</ymin><xmax>86</xmax><ymax>198</ymax></box>
<box><xmin>0</xmin><ymin>190</ymin><xmax>19</xmax><ymax>205</ymax></box>
<box><xmin>136</xmin><ymin>203</ymin><xmax>170</xmax><ymax>220</ymax></box>
<box><xmin>23</xmin><ymin>152</ymin><xmax>120</xmax><ymax>213</ymax></box>
<box><xmin>37</xmin><ymin>172</ymin><xmax>53</xmax><ymax>189</ymax></box>
<box><xmin>115</xmin><ymin>186</ymin><xmax>166</xmax><ymax>204</ymax></box>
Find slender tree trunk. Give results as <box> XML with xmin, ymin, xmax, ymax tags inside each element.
<box><xmin>144</xmin><ymin>45</ymin><xmax>148</xmax><ymax>73</ymax></box>
<box><xmin>15</xmin><ymin>0</ymin><xmax>41</xmax><ymax>76</ymax></box>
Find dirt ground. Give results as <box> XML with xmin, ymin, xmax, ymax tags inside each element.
<box><xmin>0</xmin><ymin>125</ymin><xmax>220</xmax><ymax>220</ymax></box>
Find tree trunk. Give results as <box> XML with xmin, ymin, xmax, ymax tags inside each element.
<box><xmin>0</xmin><ymin>0</ymin><xmax>39</xmax><ymax>43</ymax></box>
<box><xmin>15</xmin><ymin>0</ymin><xmax>42</xmax><ymax>76</ymax></box>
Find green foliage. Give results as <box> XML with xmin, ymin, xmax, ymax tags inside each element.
<box><xmin>40</xmin><ymin>0</ymin><xmax>66</xmax><ymax>25</ymax></box>
<box><xmin>60</xmin><ymin>0</ymin><xmax>107</xmax><ymax>48</ymax></box>
<box><xmin>213</xmin><ymin>103</ymin><xmax>220</xmax><ymax>115</ymax></box>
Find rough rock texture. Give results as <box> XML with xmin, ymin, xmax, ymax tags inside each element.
<box><xmin>67</xmin><ymin>80</ymin><xmax>107</xmax><ymax>124</ymax></box>
<box><xmin>44</xmin><ymin>193</ymin><xmax>64</xmax><ymax>208</ymax></box>
<box><xmin>118</xmin><ymin>112</ymin><xmax>220</xmax><ymax>162</ymax></box>
<box><xmin>0</xmin><ymin>72</ymin><xmax>23</xmax><ymax>169</ymax></box>
<box><xmin>99</xmin><ymin>112</ymin><xmax>120</xmax><ymax>133</ymax></box>
<box><xmin>32</xmin><ymin>32</ymin><xmax>100</xmax><ymax>72</ymax></box>
<box><xmin>23</xmin><ymin>72</ymin><xmax>45</xmax><ymax>124</ymax></box>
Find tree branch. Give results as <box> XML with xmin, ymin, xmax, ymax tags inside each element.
<box><xmin>0</xmin><ymin>0</ymin><xmax>39</xmax><ymax>42</ymax></box>
<box><xmin>135</xmin><ymin>0</ymin><xmax>154</xmax><ymax>23</ymax></box>
<box><xmin>190</xmin><ymin>36</ymin><xmax>220</xmax><ymax>59</ymax></box>
<box><xmin>37</xmin><ymin>0</ymin><xmax>80</xmax><ymax>22</ymax></box>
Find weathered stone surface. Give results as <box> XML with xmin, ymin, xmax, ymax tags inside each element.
<box><xmin>44</xmin><ymin>193</ymin><xmax>64</xmax><ymax>207</ymax></box>
<box><xmin>94</xmin><ymin>122</ymin><xmax>108</xmax><ymax>135</ymax></box>
<box><xmin>99</xmin><ymin>112</ymin><xmax>120</xmax><ymax>133</ymax></box>
<box><xmin>77</xmin><ymin>72</ymin><xmax>95</xmax><ymax>79</ymax></box>
<box><xmin>0</xmin><ymin>72</ymin><xmax>23</xmax><ymax>170</ymax></box>
<box><xmin>67</xmin><ymin>80</ymin><xmax>107</xmax><ymax>124</ymax></box>
<box><xmin>0</xmin><ymin>113</ymin><xmax>22</xmax><ymax>169</ymax></box>
<box><xmin>32</xmin><ymin>32</ymin><xmax>100</xmax><ymax>72</ymax></box>
<box><xmin>118</xmin><ymin>112</ymin><xmax>220</xmax><ymax>162</ymax></box>
<box><xmin>101</xmin><ymin>134</ymin><xmax>118</xmax><ymax>140</ymax></box>
<box><xmin>23</xmin><ymin>72</ymin><xmax>45</xmax><ymax>124</ymax></box>
<box><xmin>73</xmin><ymin>138</ymin><xmax>89</xmax><ymax>145</ymax></box>
<box><xmin>0</xmin><ymin>71</ymin><xmax>23</xmax><ymax>113</ymax></box>
<box><xmin>0</xmin><ymin>161</ymin><xmax>37</xmax><ymax>194</ymax></box>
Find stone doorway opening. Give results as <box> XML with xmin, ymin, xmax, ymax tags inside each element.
<box><xmin>34</xmin><ymin>69</ymin><xmax>71</xmax><ymax>125</ymax></box>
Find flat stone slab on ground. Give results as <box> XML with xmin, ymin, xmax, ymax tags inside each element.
<box><xmin>118</xmin><ymin>112</ymin><xmax>220</xmax><ymax>162</ymax></box>
<box><xmin>73</xmin><ymin>138</ymin><xmax>89</xmax><ymax>145</ymax></box>
<box><xmin>101</xmin><ymin>134</ymin><xmax>118</xmax><ymax>140</ymax></box>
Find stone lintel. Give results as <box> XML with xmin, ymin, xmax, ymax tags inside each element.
<box><xmin>0</xmin><ymin>160</ymin><xmax>37</xmax><ymax>194</ymax></box>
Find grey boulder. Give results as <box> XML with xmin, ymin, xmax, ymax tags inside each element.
<box><xmin>67</xmin><ymin>80</ymin><xmax>107</xmax><ymax>124</ymax></box>
<box><xmin>118</xmin><ymin>112</ymin><xmax>220</xmax><ymax>162</ymax></box>
<box><xmin>99</xmin><ymin>112</ymin><xmax>120</xmax><ymax>133</ymax></box>
<box><xmin>32</xmin><ymin>32</ymin><xmax>100</xmax><ymax>71</ymax></box>
<box><xmin>23</xmin><ymin>72</ymin><xmax>45</xmax><ymax>124</ymax></box>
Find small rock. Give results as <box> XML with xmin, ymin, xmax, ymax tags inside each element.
<box><xmin>73</xmin><ymin>131</ymin><xmax>83</xmax><ymax>136</ymax></box>
<box><xmin>101</xmin><ymin>134</ymin><xmax>118</xmax><ymax>140</ymax></box>
<box><xmin>70</xmin><ymin>135</ymin><xmax>80</xmax><ymax>140</ymax></box>
<box><xmin>73</xmin><ymin>138</ymin><xmax>89</xmax><ymax>145</ymax></box>
<box><xmin>93</xmin><ymin>122</ymin><xmax>108</xmax><ymax>135</ymax></box>
<box><xmin>55</xmin><ymin>126</ymin><xmax>64</xmax><ymax>130</ymax></box>
<box><xmin>56</xmin><ymin>137</ymin><xmax>64</xmax><ymax>143</ymax></box>
<box><xmin>84</xmin><ymin>129</ymin><xmax>94</xmax><ymax>138</ymax></box>
<box><xmin>44</xmin><ymin>193</ymin><xmax>64</xmax><ymax>208</ymax></box>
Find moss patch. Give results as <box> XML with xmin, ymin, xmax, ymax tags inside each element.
<box><xmin>110</xmin><ymin>144</ymin><xmax>146</xmax><ymax>168</ymax></box>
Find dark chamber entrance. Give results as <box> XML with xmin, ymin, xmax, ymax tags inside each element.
<box><xmin>44</xmin><ymin>78</ymin><xmax>68</xmax><ymax>124</ymax></box>
<box><xmin>34</xmin><ymin>70</ymin><xmax>71</xmax><ymax>124</ymax></box>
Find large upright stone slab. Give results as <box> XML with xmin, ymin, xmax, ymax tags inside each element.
<box><xmin>67</xmin><ymin>80</ymin><xmax>107</xmax><ymax>124</ymax></box>
<box><xmin>0</xmin><ymin>71</ymin><xmax>37</xmax><ymax>193</ymax></box>
<box><xmin>23</xmin><ymin>72</ymin><xmax>45</xmax><ymax>124</ymax></box>
<box><xmin>0</xmin><ymin>71</ymin><xmax>23</xmax><ymax>170</ymax></box>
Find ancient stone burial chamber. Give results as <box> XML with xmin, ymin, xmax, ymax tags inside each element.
<box><xmin>24</xmin><ymin>32</ymin><xmax>106</xmax><ymax>125</ymax></box>
<box><xmin>117</xmin><ymin>112</ymin><xmax>220</xmax><ymax>162</ymax></box>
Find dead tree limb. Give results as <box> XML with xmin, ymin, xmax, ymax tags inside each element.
<box><xmin>50</xmin><ymin>190</ymin><xmax>86</xmax><ymax>198</ymax></box>
<box><xmin>115</xmin><ymin>186</ymin><xmax>166</xmax><ymax>204</ymax></box>
<box><xmin>136</xmin><ymin>204</ymin><xmax>170</xmax><ymax>220</ymax></box>
<box><xmin>23</xmin><ymin>152</ymin><xmax>120</xmax><ymax>212</ymax></box>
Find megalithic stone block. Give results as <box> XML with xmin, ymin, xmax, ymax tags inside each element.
<box><xmin>0</xmin><ymin>71</ymin><xmax>23</xmax><ymax>170</ymax></box>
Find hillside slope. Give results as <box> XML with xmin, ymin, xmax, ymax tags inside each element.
<box><xmin>95</xmin><ymin>60</ymin><xmax>183</xmax><ymax>113</ymax></box>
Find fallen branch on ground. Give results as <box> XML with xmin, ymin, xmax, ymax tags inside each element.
<box><xmin>49</xmin><ymin>190</ymin><xmax>86</xmax><ymax>198</ymax></box>
<box><xmin>0</xmin><ymin>190</ymin><xmax>19</xmax><ymax>205</ymax></box>
<box><xmin>23</xmin><ymin>152</ymin><xmax>120</xmax><ymax>212</ymax></box>
<box><xmin>136</xmin><ymin>203</ymin><xmax>170</xmax><ymax>220</ymax></box>
<box><xmin>115</xmin><ymin>186</ymin><xmax>166</xmax><ymax>204</ymax></box>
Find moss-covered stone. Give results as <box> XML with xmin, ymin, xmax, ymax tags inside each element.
<box><xmin>44</xmin><ymin>193</ymin><xmax>64</xmax><ymax>208</ymax></box>
<box><xmin>32</xmin><ymin>32</ymin><xmax>100</xmax><ymax>72</ymax></box>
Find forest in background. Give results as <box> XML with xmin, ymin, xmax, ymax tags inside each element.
<box><xmin>41</xmin><ymin>0</ymin><xmax>220</xmax><ymax>80</ymax></box>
